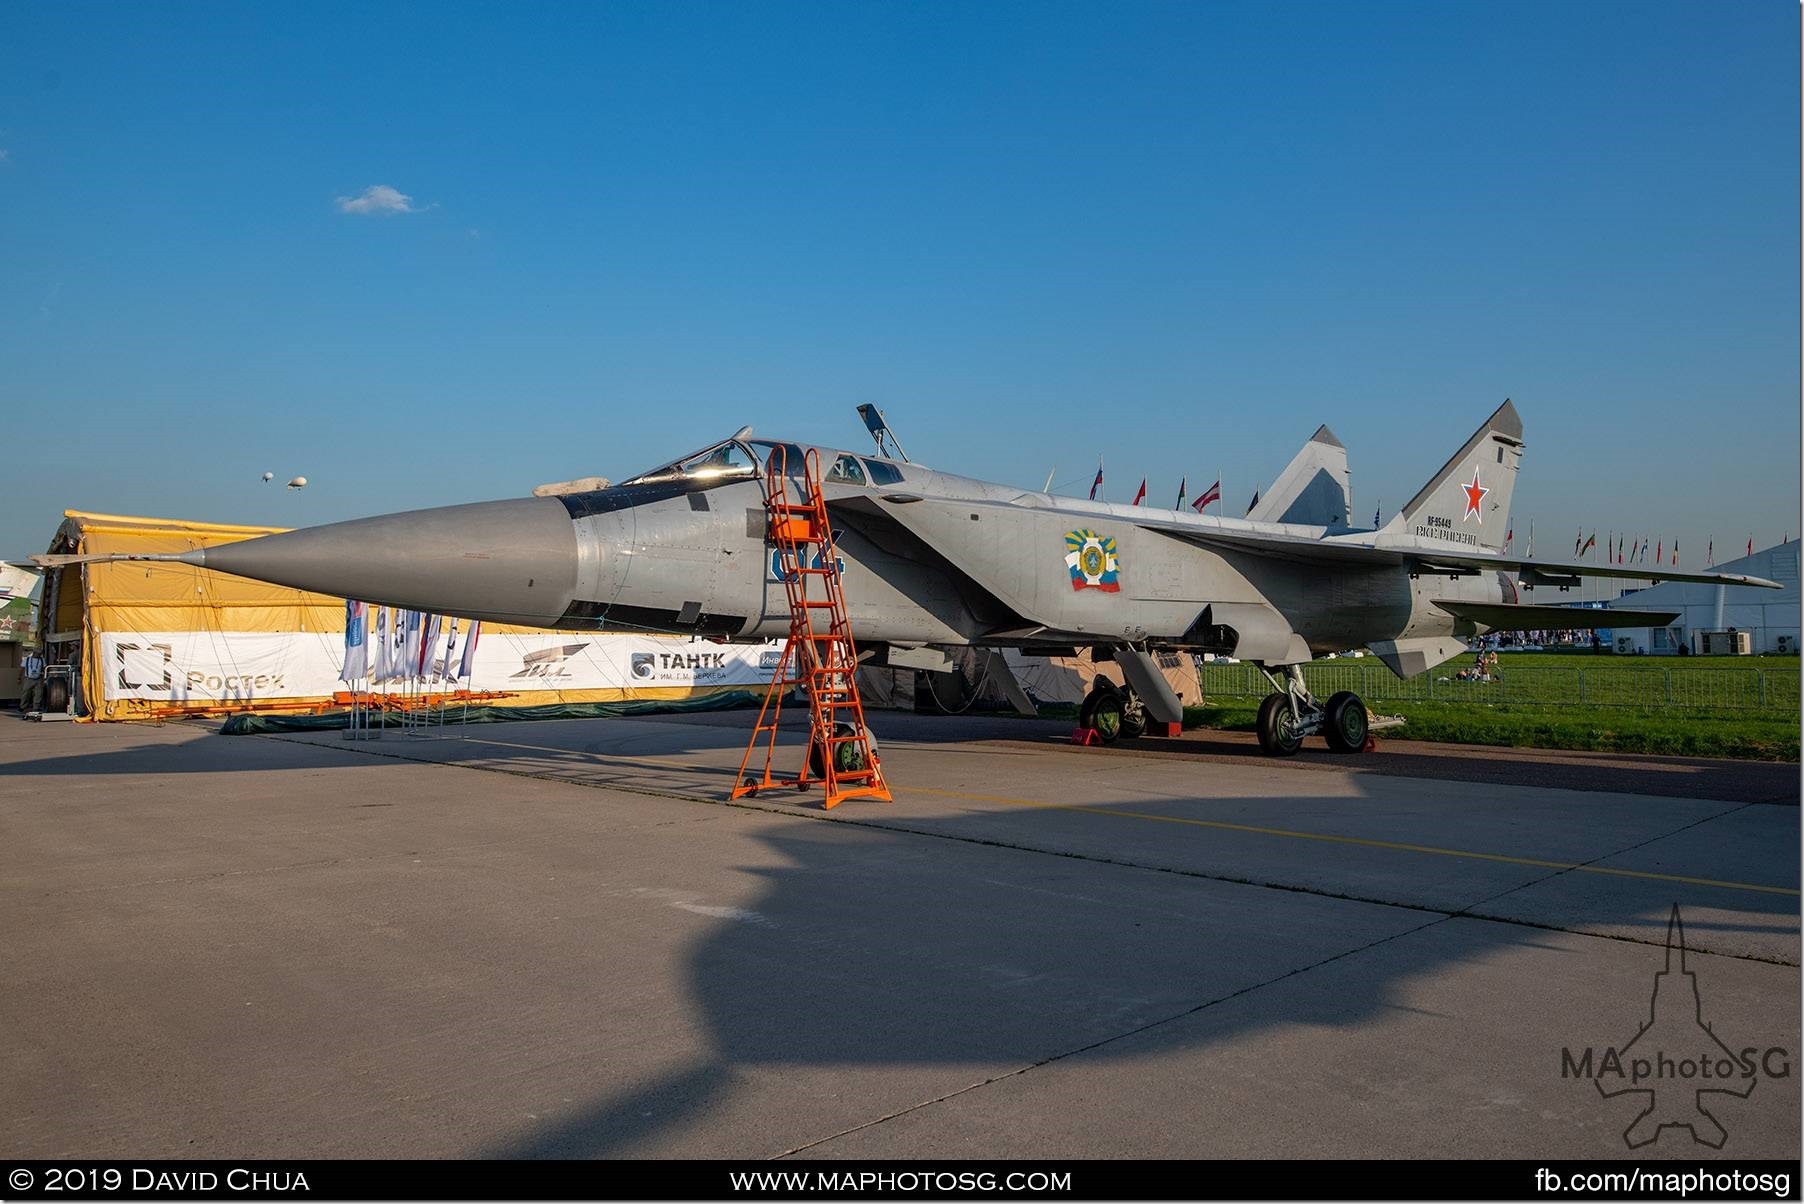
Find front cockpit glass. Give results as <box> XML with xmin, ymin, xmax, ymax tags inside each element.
<box><xmin>621</xmin><ymin>439</ymin><xmax>759</xmax><ymax>487</ymax></box>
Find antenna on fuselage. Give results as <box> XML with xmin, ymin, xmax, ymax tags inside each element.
<box><xmin>856</xmin><ymin>404</ymin><xmax>911</xmax><ymax>462</ymax></box>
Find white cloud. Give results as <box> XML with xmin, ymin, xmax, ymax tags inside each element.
<box><xmin>335</xmin><ymin>184</ymin><xmax>420</xmax><ymax>216</ymax></box>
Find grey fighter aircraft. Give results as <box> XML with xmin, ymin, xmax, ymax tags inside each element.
<box><xmin>57</xmin><ymin>401</ymin><xmax>1779</xmax><ymax>755</ymax></box>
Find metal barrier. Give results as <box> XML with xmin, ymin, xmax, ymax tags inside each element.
<box><xmin>1197</xmin><ymin>661</ymin><xmax>1801</xmax><ymax>711</ymax></box>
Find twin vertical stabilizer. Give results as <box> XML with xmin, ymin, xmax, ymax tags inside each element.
<box><xmin>1383</xmin><ymin>399</ymin><xmax>1522</xmax><ymax>554</ymax></box>
<box><xmin>1246</xmin><ymin>425</ymin><xmax>1352</xmax><ymax>528</ymax></box>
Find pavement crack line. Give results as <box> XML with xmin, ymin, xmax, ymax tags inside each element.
<box><xmin>1451</xmin><ymin>800</ymin><xmax>1760</xmax><ymax>920</ymax></box>
<box><xmin>261</xmin><ymin>733</ymin><xmax>1797</xmax><ymax>967</ymax></box>
<box><xmin>772</xmin><ymin>909</ymin><xmax>1457</xmax><ymax>1159</ymax></box>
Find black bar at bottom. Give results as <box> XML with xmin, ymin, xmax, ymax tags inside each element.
<box><xmin>0</xmin><ymin>1160</ymin><xmax>1799</xmax><ymax>1202</ymax></box>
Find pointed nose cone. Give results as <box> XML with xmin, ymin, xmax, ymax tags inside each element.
<box><xmin>189</xmin><ymin>497</ymin><xmax>581</xmax><ymax>625</ymax></box>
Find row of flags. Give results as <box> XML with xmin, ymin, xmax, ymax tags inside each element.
<box><xmin>1094</xmin><ymin>459</ymin><xmax>1225</xmax><ymax>514</ymax></box>
<box><xmin>340</xmin><ymin>601</ymin><xmax>481</xmax><ymax>685</ymax></box>
<box><xmin>1086</xmin><ymin>457</ymin><xmax>1774</xmax><ymax>560</ymax></box>
<box><xmin>1569</xmin><ymin>531</ymin><xmax>1771</xmax><ymax>567</ymax></box>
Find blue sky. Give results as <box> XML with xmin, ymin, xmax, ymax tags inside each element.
<box><xmin>2</xmin><ymin>1</ymin><xmax>1796</xmax><ymax>567</ymax></box>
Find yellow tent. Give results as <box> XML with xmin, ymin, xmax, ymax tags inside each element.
<box><xmin>39</xmin><ymin>510</ymin><xmax>776</xmax><ymax>721</ymax></box>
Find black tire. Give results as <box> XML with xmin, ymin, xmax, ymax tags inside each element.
<box><xmin>1255</xmin><ymin>693</ymin><xmax>1304</xmax><ymax>756</ymax></box>
<box><xmin>1079</xmin><ymin>686</ymin><xmax>1125</xmax><ymax>743</ymax></box>
<box><xmin>809</xmin><ymin>722</ymin><xmax>877</xmax><ymax>777</ymax></box>
<box><xmin>1117</xmin><ymin>689</ymin><xmax>1148</xmax><ymax>740</ymax></box>
<box><xmin>42</xmin><ymin>676</ymin><xmax>70</xmax><ymax>714</ymax></box>
<box><xmin>1323</xmin><ymin>691</ymin><xmax>1369</xmax><ymax>753</ymax></box>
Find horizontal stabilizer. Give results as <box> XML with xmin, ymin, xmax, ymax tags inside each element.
<box><xmin>1433</xmin><ymin>600</ymin><xmax>1678</xmax><ymax>631</ymax></box>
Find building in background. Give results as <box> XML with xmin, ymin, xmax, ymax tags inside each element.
<box><xmin>1603</xmin><ymin>542</ymin><xmax>1800</xmax><ymax>655</ymax></box>
<box><xmin>0</xmin><ymin>562</ymin><xmax>42</xmax><ymax>705</ymax></box>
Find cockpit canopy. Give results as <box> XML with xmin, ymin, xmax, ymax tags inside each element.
<box><xmin>621</xmin><ymin>436</ymin><xmax>907</xmax><ymax>490</ymax></box>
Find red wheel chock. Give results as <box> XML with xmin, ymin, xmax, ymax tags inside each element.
<box><xmin>1363</xmin><ymin>734</ymin><xmax>1377</xmax><ymax>752</ymax></box>
<box><xmin>1148</xmin><ymin>722</ymin><xmax>1182</xmax><ymax>738</ymax></box>
<box><xmin>1070</xmin><ymin>727</ymin><xmax>1101</xmax><ymax>745</ymax></box>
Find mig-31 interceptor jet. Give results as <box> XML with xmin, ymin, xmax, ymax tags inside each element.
<box><xmin>49</xmin><ymin>401</ymin><xmax>1777</xmax><ymax>755</ymax></box>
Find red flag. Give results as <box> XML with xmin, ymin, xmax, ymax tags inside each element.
<box><xmin>1131</xmin><ymin>478</ymin><xmax>1146</xmax><ymax>507</ymax></box>
<box><xmin>1655</xmin><ymin>539</ymin><xmax>1661</xmax><ymax>564</ymax></box>
<box><xmin>1089</xmin><ymin>458</ymin><xmax>1104</xmax><ymax>501</ymax></box>
<box><xmin>1749</xmin><ymin>536</ymin><xmax>1755</xmax><ymax>556</ymax></box>
<box><xmin>1192</xmin><ymin>479</ymin><xmax>1222</xmax><ymax>513</ymax></box>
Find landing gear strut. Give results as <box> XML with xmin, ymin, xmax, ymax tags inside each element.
<box><xmin>1254</xmin><ymin>665</ymin><xmax>1369</xmax><ymax>756</ymax></box>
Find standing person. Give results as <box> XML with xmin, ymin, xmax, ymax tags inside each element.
<box><xmin>19</xmin><ymin>648</ymin><xmax>45</xmax><ymax>712</ymax></box>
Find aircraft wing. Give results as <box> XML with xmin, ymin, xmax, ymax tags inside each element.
<box><xmin>1140</xmin><ymin>519</ymin><xmax>1784</xmax><ymax>590</ymax></box>
<box><xmin>1380</xmin><ymin>547</ymin><xmax>1782</xmax><ymax>590</ymax></box>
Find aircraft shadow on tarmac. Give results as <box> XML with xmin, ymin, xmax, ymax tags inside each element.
<box><xmin>4</xmin><ymin>714</ymin><xmax>1796</xmax><ymax>1157</ymax></box>
<box><xmin>402</xmin><ymin>727</ymin><xmax>1797</xmax><ymax>1159</ymax></box>
<box><xmin>483</xmin><ymin>805</ymin><xmax>1796</xmax><ymax>1158</ymax></box>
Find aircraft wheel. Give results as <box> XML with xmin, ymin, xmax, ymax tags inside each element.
<box><xmin>1118</xmin><ymin>688</ymin><xmax>1148</xmax><ymax>740</ymax></box>
<box><xmin>1255</xmin><ymin>693</ymin><xmax>1304</xmax><ymax>756</ymax></box>
<box><xmin>1322</xmin><ymin>691</ymin><xmax>1369</xmax><ymax>753</ymax></box>
<box><xmin>42</xmin><ymin>676</ymin><xmax>70</xmax><ymax>714</ymax></box>
<box><xmin>809</xmin><ymin>722</ymin><xmax>877</xmax><ymax>777</ymax></box>
<box><xmin>1080</xmin><ymin>686</ymin><xmax>1125</xmax><ymax>744</ymax></box>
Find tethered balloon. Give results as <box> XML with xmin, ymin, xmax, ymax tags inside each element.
<box><xmin>286</xmin><ymin>476</ymin><xmax>308</xmax><ymax>491</ymax></box>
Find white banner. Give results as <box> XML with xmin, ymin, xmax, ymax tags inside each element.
<box><xmin>98</xmin><ymin>630</ymin><xmax>784</xmax><ymax>704</ymax></box>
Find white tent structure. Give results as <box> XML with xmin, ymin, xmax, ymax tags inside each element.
<box><xmin>1604</xmin><ymin>542</ymin><xmax>1800</xmax><ymax>655</ymax></box>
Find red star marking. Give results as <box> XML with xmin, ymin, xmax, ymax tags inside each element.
<box><xmin>1460</xmin><ymin>470</ymin><xmax>1488</xmax><ymax>522</ymax></box>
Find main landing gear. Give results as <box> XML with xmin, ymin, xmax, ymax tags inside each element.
<box><xmin>1254</xmin><ymin>664</ymin><xmax>1369</xmax><ymax>757</ymax></box>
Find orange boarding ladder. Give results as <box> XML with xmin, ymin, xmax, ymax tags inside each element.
<box><xmin>731</xmin><ymin>447</ymin><xmax>891</xmax><ymax>809</ymax></box>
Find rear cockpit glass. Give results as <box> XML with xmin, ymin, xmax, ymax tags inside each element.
<box><xmin>621</xmin><ymin>439</ymin><xmax>759</xmax><ymax>487</ymax></box>
<box><xmin>749</xmin><ymin>440</ymin><xmax>809</xmax><ymax>476</ymax></box>
<box><xmin>826</xmin><ymin>454</ymin><xmax>867</xmax><ymax>485</ymax></box>
<box><xmin>864</xmin><ymin>459</ymin><xmax>905</xmax><ymax>486</ymax></box>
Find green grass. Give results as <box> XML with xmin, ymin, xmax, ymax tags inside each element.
<box><xmin>1183</xmin><ymin>700</ymin><xmax>1800</xmax><ymax>762</ymax></box>
<box><xmin>1199</xmin><ymin>653</ymin><xmax>1800</xmax><ymax>713</ymax></box>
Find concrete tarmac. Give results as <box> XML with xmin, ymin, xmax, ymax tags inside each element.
<box><xmin>3</xmin><ymin>710</ymin><xmax>1797</xmax><ymax>1160</ymax></box>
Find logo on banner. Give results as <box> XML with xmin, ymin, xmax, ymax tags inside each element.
<box><xmin>114</xmin><ymin>641</ymin><xmax>174</xmax><ymax>692</ymax></box>
<box><xmin>1064</xmin><ymin>529</ymin><xmax>1121</xmax><ymax>592</ymax></box>
<box><xmin>508</xmin><ymin>644</ymin><xmax>588</xmax><ymax>679</ymax></box>
<box><xmin>631</xmin><ymin>652</ymin><xmax>657</xmax><ymax>679</ymax></box>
